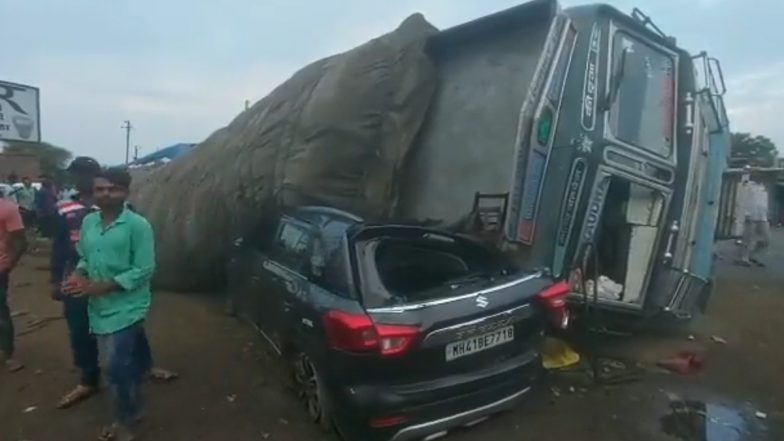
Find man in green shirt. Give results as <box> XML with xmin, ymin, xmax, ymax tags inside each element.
<box><xmin>63</xmin><ymin>168</ymin><xmax>154</xmax><ymax>441</ymax></box>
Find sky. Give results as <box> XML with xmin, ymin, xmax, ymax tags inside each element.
<box><xmin>1</xmin><ymin>0</ymin><xmax>782</xmax><ymax>165</ymax></box>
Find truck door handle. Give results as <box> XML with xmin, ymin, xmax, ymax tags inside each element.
<box><xmin>663</xmin><ymin>220</ymin><xmax>680</xmax><ymax>262</ymax></box>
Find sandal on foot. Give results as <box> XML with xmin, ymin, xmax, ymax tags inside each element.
<box><xmin>57</xmin><ymin>384</ymin><xmax>97</xmax><ymax>409</ymax></box>
<box><xmin>148</xmin><ymin>367</ymin><xmax>179</xmax><ymax>382</ymax></box>
<box><xmin>3</xmin><ymin>359</ymin><xmax>24</xmax><ymax>373</ymax></box>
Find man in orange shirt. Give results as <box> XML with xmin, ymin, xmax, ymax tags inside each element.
<box><xmin>0</xmin><ymin>196</ymin><xmax>28</xmax><ymax>372</ymax></box>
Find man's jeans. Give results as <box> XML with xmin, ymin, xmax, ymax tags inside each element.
<box><xmin>0</xmin><ymin>272</ymin><xmax>14</xmax><ymax>358</ymax></box>
<box><xmin>63</xmin><ymin>297</ymin><xmax>100</xmax><ymax>387</ymax></box>
<box><xmin>98</xmin><ymin>322</ymin><xmax>152</xmax><ymax>428</ymax></box>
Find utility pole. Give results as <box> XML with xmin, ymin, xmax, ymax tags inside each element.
<box><xmin>121</xmin><ymin>120</ymin><xmax>133</xmax><ymax>164</ymax></box>
<box><xmin>134</xmin><ymin>145</ymin><xmax>141</xmax><ymax>161</ymax></box>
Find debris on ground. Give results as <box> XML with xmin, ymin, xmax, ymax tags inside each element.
<box><xmin>22</xmin><ymin>406</ymin><xmax>37</xmax><ymax>413</ymax></box>
<box><xmin>711</xmin><ymin>335</ymin><xmax>728</xmax><ymax>345</ymax></box>
<box><xmin>227</xmin><ymin>394</ymin><xmax>237</xmax><ymax>403</ymax></box>
<box><xmin>541</xmin><ymin>337</ymin><xmax>581</xmax><ymax>370</ymax></box>
<box><xmin>755</xmin><ymin>411</ymin><xmax>767</xmax><ymax>419</ymax></box>
<box><xmin>593</xmin><ymin>358</ymin><xmax>643</xmax><ymax>384</ymax></box>
<box><xmin>656</xmin><ymin>351</ymin><xmax>705</xmax><ymax>375</ymax></box>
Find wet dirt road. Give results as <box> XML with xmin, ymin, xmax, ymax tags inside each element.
<box><xmin>1</xmin><ymin>235</ymin><xmax>783</xmax><ymax>441</ymax></box>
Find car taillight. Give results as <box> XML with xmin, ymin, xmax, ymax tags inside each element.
<box><xmin>536</xmin><ymin>280</ymin><xmax>571</xmax><ymax>330</ymax></box>
<box><xmin>323</xmin><ymin>310</ymin><xmax>419</xmax><ymax>357</ymax></box>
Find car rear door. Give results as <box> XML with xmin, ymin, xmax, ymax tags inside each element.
<box><xmin>260</xmin><ymin>217</ymin><xmax>318</xmax><ymax>351</ymax></box>
<box><xmin>351</xmin><ymin>227</ymin><xmax>552</xmax><ymax>384</ymax></box>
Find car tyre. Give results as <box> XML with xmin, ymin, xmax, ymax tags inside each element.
<box><xmin>292</xmin><ymin>352</ymin><xmax>345</xmax><ymax>438</ymax></box>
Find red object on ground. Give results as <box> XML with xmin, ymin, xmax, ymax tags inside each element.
<box><xmin>657</xmin><ymin>351</ymin><xmax>705</xmax><ymax>375</ymax></box>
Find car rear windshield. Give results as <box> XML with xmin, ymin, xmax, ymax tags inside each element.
<box><xmin>356</xmin><ymin>233</ymin><xmax>518</xmax><ymax>308</ymax></box>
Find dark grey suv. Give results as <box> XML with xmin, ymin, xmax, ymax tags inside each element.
<box><xmin>227</xmin><ymin>206</ymin><xmax>570</xmax><ymax>441</ymax></box>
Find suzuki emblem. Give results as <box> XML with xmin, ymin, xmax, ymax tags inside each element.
<box><xmin>475</xmin><ymin>295</ymin><xmax>489</xmax><ymax>308</ymax></box>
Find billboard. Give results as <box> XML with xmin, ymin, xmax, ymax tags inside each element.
<box><xmin>0</xmin><ymin>80</ymin><xmax>40</xmax><ymax>143</ymax></box>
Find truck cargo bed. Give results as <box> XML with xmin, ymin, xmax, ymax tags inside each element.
<box><xmin>397</xmin><ymin>0</ymin><xmax>557</xmax><ymax>227</ymax></box>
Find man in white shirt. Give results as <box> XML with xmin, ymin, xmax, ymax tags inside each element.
<box><xmin>738</xmin><ymin>173</ymin><xmax>771</xmax><ymax>267</ymax></box>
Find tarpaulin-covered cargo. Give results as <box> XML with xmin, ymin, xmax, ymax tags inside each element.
<box><xmin>131</xmin><ymin>14</ymin><xmax>438</xmax><ymax>291</ymax></box>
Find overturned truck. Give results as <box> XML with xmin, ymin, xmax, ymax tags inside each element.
<box><xmin>133</xmin><ymin>0</ymin><xmax>730</xmax><ymax>322</ymax></box>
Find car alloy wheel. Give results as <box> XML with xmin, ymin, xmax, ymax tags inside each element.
<box><xmin>293</xmin><ymin>353</ymin><xmax>325</xmax><ymax>424</ymax></box>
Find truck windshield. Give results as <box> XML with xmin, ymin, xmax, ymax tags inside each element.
<box><xmin>608</xmin><ymin>31</ymin><xmax>676</xmax><ymax>158</ymax></box>
<box><xmin>355</xmin><ymin>235</ymin><xmax>517</xmax><ymax>308</ymax></box>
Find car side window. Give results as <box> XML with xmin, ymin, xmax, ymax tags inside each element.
<box><xmin>271</xmin><ymin>221</ymin><xmax>313</xmax><ymax>274</ymax></box>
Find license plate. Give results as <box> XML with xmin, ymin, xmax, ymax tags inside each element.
<box><xmin>445</xmin><ymin>326</ymin><xmax>514</xmax><ymax>361</ymax></box>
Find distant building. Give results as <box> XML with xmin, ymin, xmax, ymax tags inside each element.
<box><xmin>0</xmin><ymin>153</ymin><xmax>40</xmax><ymax>181</ymax></box>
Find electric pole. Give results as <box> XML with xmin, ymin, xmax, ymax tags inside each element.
<box><xmin>122</xmin><ymin>120</ymin><xmax>133</xmax><ymax>164</ymax></box>
<box><xmin>134</xmin><ymin>145</ymin><xmax>141</xmax><ymax>161</ymax></box>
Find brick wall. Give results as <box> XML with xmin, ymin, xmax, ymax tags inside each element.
<box><xmin>0</xmin><ymin>153</ymin><xmax>40</xmax><ymax>181</ymax></box>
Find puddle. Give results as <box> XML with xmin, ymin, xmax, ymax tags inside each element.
<box><xmin>660</xmin><ymin>399</ymin><xmax>766</xmax><ymax>441</ymax></box>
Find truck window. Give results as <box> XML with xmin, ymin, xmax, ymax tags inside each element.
<box><xmin>608</xmin><ymin>31</ymin><xmax>676</xmax><ymax>158</ymax></box>
<box><xmin>272</xmin><ymin>221</ymin><xmax>313</xmax><ymax>274</ymax></box>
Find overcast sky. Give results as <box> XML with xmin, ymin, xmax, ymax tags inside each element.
<box><xmin>1</xmin><ymin>0</ymin><xmax>781</xmax><ymax>165</ymax></box>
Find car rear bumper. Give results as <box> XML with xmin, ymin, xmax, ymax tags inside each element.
<box><xmin>327</xmin><ymin>349</ymin><xmax>541</xmax><ymax>441</ymax></box>
<box><xmin>389</xmin><ymin>386</ymin><xmax>531</xmax><ymax>441</ymax></box>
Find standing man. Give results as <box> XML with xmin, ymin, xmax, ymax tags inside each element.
<box><xmin>63</xmin><ymin>168</ymin><xmax>154</xmax><ymax>441</ymax></box>
<box><xmin>36</xmin><ymin>175</ymin><xmax>59</xmax><ymax>238</ymax></box>
<box><xmin>15</xmin><ymin>177</ymin><xmax>37</xmax><ymax>231</ymax></box>
<box><xmin>53</xmin><ymin>159</ymin><xmax>177</xmax><ymax>410</ymax></box>
<box><xmin>738</xmin><ymin>171</ymin><xmax>771</xmax><ymax>267</ymax></box>
<box><xmin>52</xmin><ymin>157</ymin><xmax>103</xmax><ymax>408</ymax></box>
<box><xmin>0</xmin><ymin>193</ymin><xmax>28</xmax><ymax>372</ymax></box>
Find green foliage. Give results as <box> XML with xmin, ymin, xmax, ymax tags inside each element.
<box><xmin>729</xmin><ymin>132</ymin><xmax>778</xmax><ymax>168</ymax></box>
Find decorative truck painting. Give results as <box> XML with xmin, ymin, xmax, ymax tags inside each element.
<box><xmin>0</xmin><ymin>80</ymin><xmax>41</xmax><ymax>143</ymax></box>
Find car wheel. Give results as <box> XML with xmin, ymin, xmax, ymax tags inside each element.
<box><xmin>292</xmin><ymin>352</ymin><xmax>335</xmax><ymax>433</ymax></box>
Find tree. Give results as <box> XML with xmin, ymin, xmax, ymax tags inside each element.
<box><xmin>729</xmin><ymin>132</ymin><xmax>778</xmax><ymax>168</ymax></box>
<box><xmin>2</xmin><ymin>141</ymin><xmax>73</xmax><ymax>183</ymax></box>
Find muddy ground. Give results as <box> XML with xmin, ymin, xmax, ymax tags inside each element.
<box><xmin>1</xmin><ymin>233</ymin><xmax>782</xmax><ymax>441</ymax></box>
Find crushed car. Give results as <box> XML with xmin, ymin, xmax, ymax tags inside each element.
<box><xmin>226</xmin><ymin>206</ymin><xmax>570</xmax><ymax>441</ymax></box>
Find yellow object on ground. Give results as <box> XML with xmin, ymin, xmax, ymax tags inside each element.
<box><xmin>541</xmin><ymin>337</ymin><xmax>581</xmax><ymax>370</ymax></box>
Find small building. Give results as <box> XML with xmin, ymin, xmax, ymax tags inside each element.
<box><xmin>0</xmin><ymin>153</ymin><xmax>40</xmax><ymax>181</ymax></box>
